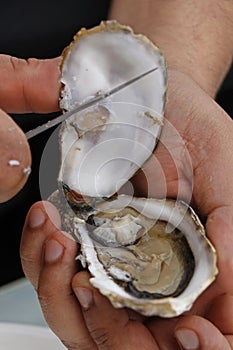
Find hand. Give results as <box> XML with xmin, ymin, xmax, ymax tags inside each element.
<box><xmin>21</xmin><ymin>69</ymin><xmax>233</xmax><ymax>349</ymax></box>
<box><xmin>0</xmin><ymin>54</ymin><xmax>60</xmax><ymax>202</ymax></box>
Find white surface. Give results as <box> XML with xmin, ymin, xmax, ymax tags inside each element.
<box><xmin>0</xmin><ymin>278</ymin><xmax>46</xmax><ymax>326</ymax></box>
<box><xmin>0</xmin><ymin>323</ymin><xmax>66</xmax><ymax>350</ymax></box>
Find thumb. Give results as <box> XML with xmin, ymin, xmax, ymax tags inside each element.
<box><xmin>73</xmin><ymin>271</ymin><xmax>159</xmax><ymax>350</ymax></box>
<box><xmin>0</xmin><ymin>109</ymin><xmax>31</xmax><ymax>202</ymax></box>
<box><xmin>0</xmin><ymin>55</ymin><xmax>61</xmax><ymax>113</ymax></box>
<box><xmin>174</xmin><ymin>315</ymin><xmax>232</xmax><ymax>350</ymax></box>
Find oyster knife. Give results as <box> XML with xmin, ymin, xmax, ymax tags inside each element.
<box><xmin>25</xmin><ymin>67</ymin><xmax>158</xmax><ymax>140</ymax></box>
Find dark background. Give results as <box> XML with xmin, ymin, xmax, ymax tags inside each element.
<box><xmin>0</xmin><ymin>0</ymin><xmax>111</xmax><ymax>286</ymax></box>
<box><xmin>0</xmin><ymin>0</ymin><xmax>232</xmax><ymax>286</ymax></box>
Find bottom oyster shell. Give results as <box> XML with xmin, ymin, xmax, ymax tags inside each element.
<box><xmin>49</xmin><ymin>191</ymin><xmax>218</xmax><ymax>318</ymax></box>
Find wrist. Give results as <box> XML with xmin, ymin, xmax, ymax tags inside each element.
<box><xmin>147</xmin><ymin>25</ymin><xmax>233</xmax><ymax>98</ymax></box>
<box><xmin>109</xmin><ymin>0</ymin><xmax>233</xmax><ymax>97</ymax></box>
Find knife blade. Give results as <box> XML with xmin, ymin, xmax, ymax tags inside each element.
<box><xmin>25</xmin><ymin>66</ymin><xmax>158</xmax><ymax>140</ymax></box>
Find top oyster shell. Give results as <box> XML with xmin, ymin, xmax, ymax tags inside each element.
<box><xmin>58</xmin><ymin>20</ymin><xmax>167</xmax><ymax>199</ymax></box>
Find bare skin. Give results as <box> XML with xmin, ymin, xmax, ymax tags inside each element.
<box><xmin>109</xmin><ymin>0</ymin><xmax>233</xmax><ymax>98</ymax></box>
<box><xmin>20</xmin><ymin>69</ymin><xmax>233</xmax><ymax>350</ymax></box>
<box><xmin>0</xmin><ymin>55</ymin><xmax>60</xmax><ymax>202</ymax></box>
<box><xmin>2</xmin><ymin>0</ymin><xmax>233</xmax><ymax>348</ymax></box>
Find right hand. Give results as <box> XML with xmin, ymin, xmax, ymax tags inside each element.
<box><xmin>0</xmin><ymin>54</ymin><xmax>60</xmax><ymax>202</ymax></box>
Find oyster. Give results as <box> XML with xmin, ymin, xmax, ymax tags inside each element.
<box><xmin>51</xmin><ymin>191</ymin><xmax>217</xmax><ymax>317</ymax></box>
<box><xmin>52</xmin><ymin>21</ymin><xmax>218</xmax><ymax>317</ymax></box>
<box><xmin>78</xmin><ymin>195</ymin><xmax>218</xmax><ymax>317</ymax></box>
<box><xmin>58</xmin><ymin>20</ymin><xmax>166</xmax><ymax>199</ymax></box>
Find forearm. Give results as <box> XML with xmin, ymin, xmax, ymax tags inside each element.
<box><xmin>109</xmin><ymin>0</ymin><xmax>233</xmax><ymax>97</ymax></box>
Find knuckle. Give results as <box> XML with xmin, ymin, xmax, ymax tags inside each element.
<box><xmin>20</xmin><ymin>248</ymin><xmax>34</xmax><ymax>265</ymax></box>
<box><xmin>37</xmin><ymin>288</ymin><xmax>58</xmax><ymax>311</ymax></box>
<box><xmin>89</xmin><ymin>326</ymin><xmax>112</xmax><ymax>348</ymax></box>
<box><xmin>20</xmin><ymin>255</ymin><xmax>38</xmax><ymax>286</ymax></box>
<box><xmin>9</xmin><ymin>55</ymin><xmax>26</xmax><ymax>72</ymax></box>
<box><xmin>37</xmin><ymin>284</ymin><xmax>73</xmax><ymax>313</ymax></box>
<box><xmin>9</xmin><ymin>55</ymin><xmax>33</xmax><ymax>111</ymax></box>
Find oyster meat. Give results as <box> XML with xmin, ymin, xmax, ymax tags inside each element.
<box><xmin>77</xmin><ymin>195</ymin><xmax>217</xmax><ymax>317</ymax></box>
<box><xmin>51</xmin><ymin>21</ymin><xmax>218</xmax><ymax>317</ymax></box>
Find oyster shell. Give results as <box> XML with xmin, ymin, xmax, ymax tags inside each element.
<box><xmin>77</xmin><ymin>195</ymin><xmax>217</xmax><ymax>317</ymax></box>
<box><xmin>53</xmin><ymin>21</ymin><xmax>218</xmax><ymax>317</ymax></box>
<box><xmin>58</xmin><ymin>20</ymin><xmax>166</xmax><ymax>199</ymax></box>
<box><xmin>50</xmin><ymin>190</ymin><xmax>217</xmax><ymax>317</ymax></box>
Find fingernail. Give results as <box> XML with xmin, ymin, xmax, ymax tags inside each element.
<box><xmin>75</xmin><ymin>287</ymin><xmax>93</xmax><ymax>310</ymax></box>
<box><xmin>28</xmin><ymin>208</ymin><xmax>45</xmax><ymax>228</ymax></box>
<box><xmin>175</xmin><ymin>329</ymin><xmax>199</xmax><ymax>350</ymax></box>
<box><xmin>44</xmin><ymin>239</ymin><xmax>64</xmax><ymax>263</ymax></box>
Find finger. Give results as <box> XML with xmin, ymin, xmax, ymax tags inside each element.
<box><xmin>37</xmin><ymin>232</ymin><xmax>97</xmax><ymax>350</ymax></box>
<box><xmin>184</xmin><ymin>102</ymin><xmax>233</xmax><ymax>216</ymax></box>
<box><xmin>131</xmin><ymin>118</ymin><xmax>193</xmax><ymax>202</ymax></box>
<box><xmin>206</xmin><ymin>206</ymin><xmax>233</xmax><ymax>294</ymax></box>
<box><xmin>174</xmin><ymin>315</ymin><xmax>231</xmax><ymax>350</ymax></box>
<box><xmin>21</xmin><ymin>202</ymin><xmax>97</xmax><ymax>348</ymax></box>
<box><xmin>146</xmin><ymin>318</ymin><xmax>180</xmax><ymax>350</ymax></box>
<box><xmin>73</xmin><ymin>271</ymin><xmax>159</xmax><ymax>350</ymax></box>
<box><xmin>226</xmin><ymin>336</ymin><xmax>233</xmax><ymax>348</ymax></box>
<box><xmin>164</xmin><ymin>70</ymin><xmax>233</xmax><ymax>215</ymax></box>
<box><xmin>20</xmin><ymin>201</ymin><xmax>61</xmax><ymax>288</ymax></box>
<box><xmin>0</xmin><ymin>55</ymin><xmax>61</xmax><ymax>113</ymax></box>
<box><xmin>0</xmin><ymin>110</ymin><xmax>31</xmax><ymax>202</ymax></box>
<box><xmin>206</xmin><ymin>294</ymin><xmax>233</xmax><ymax>334</ymax></box>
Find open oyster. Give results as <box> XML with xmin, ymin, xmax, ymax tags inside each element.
<box><xmin>50</xmin><ymin>191</ymin><xmax>217</xmax><ymax>317</ymax></box>
<box><xmin>78</xmin><ymin>195</ymin><xmax>218</xmax><ymax>317</ymax></box>
<box><xmin>52</xmin><ymin>21</ymin><xmax>218</xmax><ymax>317</ymax></box>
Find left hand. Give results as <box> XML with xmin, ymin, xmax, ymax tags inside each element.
<box><xmin>20</xmin><ymin>200</ymin><xmax>233</xmax><ymax>350</ymax></box>
<box><xmin>21</xmin><ymin>70</ymin><xmax>233</xmax><ymax>349</ymax></box>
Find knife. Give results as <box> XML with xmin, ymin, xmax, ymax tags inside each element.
<box><xmin>25</xmin><ymin>66</ymin><xmax>158</xmax><ymax>140</ymax></box>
